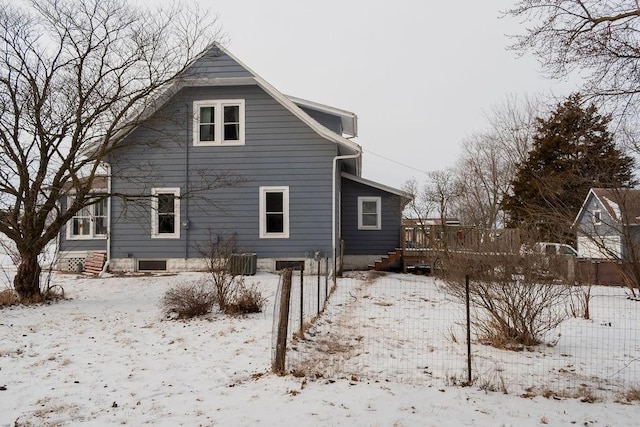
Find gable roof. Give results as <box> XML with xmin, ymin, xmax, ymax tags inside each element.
<box><xmin>286</xmin><ymin>95</ymin><xmax>358</xmax><ymax>138</ymax></box>
<box><xmin>342</xmin><ymin>172</ymin><xmax>411</xmax><ymax>204</ymax></box>
<box><xmin>85</xmin><ymin>43</ymin><xmax>362</xmax><ymax>158</ymax></box>
<box><xmin>209</xmin><ymin>44</ymin><xmax>360</xmax><ymax>152</ymax></box>
<box><xmin>575</xmin><ymin>188</ymin><xmax>640</xmax><ymax>226</ymax></box>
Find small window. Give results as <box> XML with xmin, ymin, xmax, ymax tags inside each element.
<box><xmin>138</xmin><ymin>260</ymin><xmax>167</xmax><ymax>271</ymax></box>
<box><xmin>151</xmin><ymin>188</ymin><xmax>180</xmax><ymax>239</ymax></box>
<box><xmin>593</xmin><ymin>210</ymin><xmax>602</xmax><ymax>225</ymax></box>
<box><xmin>194</xmin><ymin>100</ymin><xmax>245</xmax><ymax>146</ymax></box>
<box><xmin>276</xmin><ymin>260</ymin><xmax>305</xmax><ymax>271</ymax></box>
<box><xmin>259</xmin><ymin>186</ymin><xmax>289</xmax><ymax>238</ymax></box>
<box><xmin>68</xmin><ymin>197</ymin><xmax>108</xmax><ymax>240</ymax></box>
<box><xmin>358</xmin><ymin>196</ymin><xmax>381</xmax><ymax>230</ymax></box>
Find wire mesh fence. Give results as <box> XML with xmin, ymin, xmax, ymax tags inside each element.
<box><xmin>273</xmin><ymin>270</ymin><xmax>640</xmax><ymax>399</ymax></box>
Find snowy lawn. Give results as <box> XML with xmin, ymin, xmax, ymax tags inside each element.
<box><xmin>1</xmin><ymin>268</ymin><xmax>639</xmax><ymax>426</ymax></box>
<box><xmin>288</xmin><ymin>272</ymin><xmax>640</xmax><ymax>399</ymax></box>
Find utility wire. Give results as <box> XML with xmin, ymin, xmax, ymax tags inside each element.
<box><xmin>363</xmin><ymin>148</ymin><xmax>431</xmax><ymax>176</ymax></box>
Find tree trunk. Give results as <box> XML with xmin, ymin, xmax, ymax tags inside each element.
<box><xmin>14</xmin><ymin>252</ymin><xmax>42</xmax><ymax>300</ymax></box>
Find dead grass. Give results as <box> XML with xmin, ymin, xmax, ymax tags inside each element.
<box><xmin>615</xmin><ymin>387</ymin><xmax>640</xmax><ymax>404</ymax></box>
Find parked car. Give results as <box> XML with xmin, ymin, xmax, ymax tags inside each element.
<box><xmin>521</xmin><ymin>242</ymin><xmax>578</xmax><ymax>257</ymax></box>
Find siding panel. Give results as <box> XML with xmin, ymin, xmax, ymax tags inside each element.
<box><xmin>341</xmin><ymin>178</ymin><xmax>403</xmax><ymax>255</ymax></box>
<box><xmin>106</xmin><ymin>84</ymin><xmax>339</xmax><ymax>260</ymax></box>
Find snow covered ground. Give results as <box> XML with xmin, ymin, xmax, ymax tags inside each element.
<box><xmin>1</xmin><ymin>262</ymin><xmax>640</xmax><ymax>426</ymax></box>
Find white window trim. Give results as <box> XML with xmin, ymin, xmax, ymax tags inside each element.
<box><xmin>358</xmin><ymin>196</ymin><xmax>381</xmax><ymax>230</ymax></box>
<box><xmin>593</xmin><ymin>209</ymin><xmax>602</xmax><ymax>225</ymax></box>
<box><xmin>66</xmin><ymin>196</ymin><xmax>108</xmax><ymax>240</ymax></box>
<box><xmin>259</xmin><ymin>186</ymin><xmax>289</xmax><ymax>239</ymax></box>
<box><xmin>151</xmin><ymin>187</ymin><xmax>181</xmax><ymax>239</ymax></box>
<box><xmin>193</xmin><ymin>99</ymin><xmax>245</xmax><ymax>146</ymax></box>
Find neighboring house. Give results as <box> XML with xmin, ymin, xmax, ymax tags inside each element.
<box><xmin>573</xmin><ymin>188</ymin><xmax>640</xmax><ymax>259</ymax></box>
<box><xmin>57</xmin><ymin>44</ymin><xmax>409</xmax><ymax>274</ymax></box>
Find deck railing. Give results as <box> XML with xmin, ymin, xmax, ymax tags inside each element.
<box><xmin>401</xmin><ymin>224</ymin><xmax>521</xmax><ymax>254</ymax></box>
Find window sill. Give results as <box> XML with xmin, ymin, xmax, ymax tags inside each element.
<box><xmin>194</xmin><ymin>140</ymin><xmax>245</xmax><ymax>147</ymax></box>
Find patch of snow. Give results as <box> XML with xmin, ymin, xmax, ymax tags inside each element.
<box><xmin>0</xmin><ymin>271</ymin><xmax>638</xmax><ymax>426</ymax></box>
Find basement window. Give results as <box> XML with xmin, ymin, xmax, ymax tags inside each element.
<box><xmin>138</xmin><ymin>260</ymin><xmax>167</xmax><ymax>271</ymax></box>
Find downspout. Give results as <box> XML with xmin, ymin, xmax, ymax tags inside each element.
<box><xmin>100</xmin><ymin>162</ymin><xmax>112</xmax><ymax>276</ymax></box>
<box><xmin>184</xmin><ymin>102</ymin><xmax>190</xmax><ymax>262</ymax></box>
<box><xmin>332</xmin><ymin>151</ymin><xmax>361</xmax><ymax>282</ymax></box>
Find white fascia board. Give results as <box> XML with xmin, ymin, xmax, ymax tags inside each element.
<box><xmin>216</xmin><ymin>44</ymin><xmax>362</xmax><ymax>154</ymax></box>
<box><xmin>286</xmin><ymin>95</ymin><xmax>358</xmax><ymax>138</ymax></box>
<box><xmin>342</xmin><ymin>172</ymin><xmax>412</xmax><ymax>200</ymax></box>
<box><xmin>572</xmin><ymin>188</ymin><xmax>597</xmax><ymax>229</ymax></box>
<box><xmin>86</xmin><ymin>43</ymin><xmax>362</xmax><ymax>156</ymax></box>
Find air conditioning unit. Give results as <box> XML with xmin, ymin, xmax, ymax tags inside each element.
<box><xmin>229</xmin><ymin>253</ymin><xmax>257</xmax><ymax>275</ymax></box>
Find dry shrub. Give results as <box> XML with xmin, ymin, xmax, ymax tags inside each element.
<box><xmin>43</xmin><ymin>284</ymin><xmax>65</xmax><ymax>301</ymax></box>
<box><xmin>617</xmin><ymin>387</ymin><xmax>640</xmax><ymax>403</ymax></box>
<box><xmin>196</xmin><ymin>230</ymin><xmax>266</xmax><ymax>315</ymax></box>
<box><xmin>224</xmin><ymin>283</ymin><xmax>266</xmax><ymax>315</ymax></box>
<box><xmin>441</xmin><ymin>252</ymin><xmax>573</xmax><ymax>348</ymax></box>
<box><xmin>161</xmin><ymin>280</ymin><xmax>215</xmax><ymax>319</ymax></box>
<box><xmin>0</xmin><ymin>288</ymin><xmax>19</xmax><ymax>307</ymax></box>
<box><xmin>196</xmin><ymin>231</ymin><xmax>242</xmax><ymax>312</ymax></box>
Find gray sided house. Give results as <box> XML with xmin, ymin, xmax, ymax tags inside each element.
<box><xmin>574</xmin><ymin>188</ymin><xmax>640</xmax><ymax>260</ymax></box>
<box><xmin>57</xmin><ymin>44</ymin><xmax>409</xmax><ymax>274</ymax></box>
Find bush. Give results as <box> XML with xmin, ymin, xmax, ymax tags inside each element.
<box><xmin>224</xmin><ymin>283</ymin><xmax>266</xmax><ymax>315</ymax></box>
<box><xmin>441</xmin><ymin>252</ymin><xmax>573</xmax><ymax>349</ymax></box>
<box><xmin>161</xmin><ymin>281</ymin><xmax>215</xmax><ymax>319</ymax></box>
<box><xmin>0</xmin><ymin>288</ymin><xmax>19</xmax><ymax>307</ymax></box>
<box><xmin>196</xmin><ymin>231</ymin><xmax>240</xmax><ymax>312</ymax></box>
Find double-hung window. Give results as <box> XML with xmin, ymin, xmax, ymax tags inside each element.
<box><xmin>193</xmin><ymin>99</ymin><xmax>245</xmax><ymax>146</ymax></box>
<box><xmin>358</xmin><ymin>196</ymin><xmax>381</xmax><ymax>230</ymax></box>
<box><xmin>259</xmin><ymin>186</ymin><xmax>289</xmax><ymax>238</ymax></box>
<box><xmin>593</xmin><ymin>210</ymin><xmax>602</xmax><ymax>225</ymax></box>
<box><xmin>67</xmin><ymin>197</ymin><xmax>108</xmax><ymax>240</ymax></box>
<box><xmin>151</xmin><ymin>188</ymin><xmax>180</xmax><ymax>239</ymax></box>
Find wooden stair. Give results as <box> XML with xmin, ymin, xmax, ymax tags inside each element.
<box><xmin>84</xmin><ymin>251</ymin><xmax>107</xmax><ymax>275</ymax></box>
<box><xmin>369</xmin><ymin>249</ymin><xmax>403</xmax><ymax>271</ymax></box>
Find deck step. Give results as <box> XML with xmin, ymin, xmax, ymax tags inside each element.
<box><xmin>370</xmin><ymin>249</ymin><xmax>402</xmax><ymax>271</ymax></box>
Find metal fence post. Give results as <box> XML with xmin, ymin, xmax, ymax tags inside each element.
<box><xmin>466</xmin><ymin>274</ymin><xmax>472</xmax><ymax>384</ymax></box>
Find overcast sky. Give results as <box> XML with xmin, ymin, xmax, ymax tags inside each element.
<box><xmin>205</xmin><ymin>0</ymin><xmax>580</xmax><ymax>189</ymax></box>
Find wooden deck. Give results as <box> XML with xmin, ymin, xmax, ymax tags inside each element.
<box><xmin>371</xmin><ymin>224</ymin><xmax>522</xmax><ymax>272</ymax></box>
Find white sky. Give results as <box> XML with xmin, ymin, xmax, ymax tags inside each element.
<box><xmin>206</xmin><ymin>0</ymin><xmax>581</xmax><ymax>189</ymax></box>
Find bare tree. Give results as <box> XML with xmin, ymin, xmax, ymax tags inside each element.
<box><xmin>427</xmin><ymin>169</ymin><xmax>464</xmax><ymax>229</ymax></box>
<box><xmin>402</xmin><ymin>177</ymin><xmax>435</xmax><ymax>223</ymax></box>
<box><xmin>506</xmin><ymin>1</ymin><xmax>640</xmax><ymax>124</ymax></box>
<box><xmin>454</xmin><ymin>94</ymin><xmax>543</xmax><ymax>228</ymax></box>
<box><xmin>0</xmin><ymin>0</ymin><xmax>224</xmax><ymax>300</ymax></box>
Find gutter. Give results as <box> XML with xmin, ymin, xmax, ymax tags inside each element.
<box><xmin>332</xmin><ymin>151</ymin><xmax>361</xmax><ymax>282</ymax></box>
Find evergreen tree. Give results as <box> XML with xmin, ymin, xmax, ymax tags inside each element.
<box><xmin>501</xmin><ymin>93</ymin><xmax>635</xmax><ymax>241</ymax></box>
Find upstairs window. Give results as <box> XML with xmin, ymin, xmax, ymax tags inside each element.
<box><xmin>259</xmin><ymin>186</ymin><xmax>289</xmax><ymax>238</ymax></box>
<box><xmin>151</xmin><ymin>188</ymin><xmax>180</xmax><ymax>239</ymax></box>
<box><xmin>67</xmin><ymin>197</ymin><xmax>108</xmax><ymax>240</ymax></box>
<box><xmin>358</xmin><ymin>196</ymin><xmax>381</xmax><ymax>230</ymax></box>
<box><xmin>593</xmin><ymin>210</ymin><xmax>602</xmax><ymax>225</ymax></box>
<box><xmin>194</xmin><ymin>100</ymin><xmax>245</xmax><ymax>146</ymax></box>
